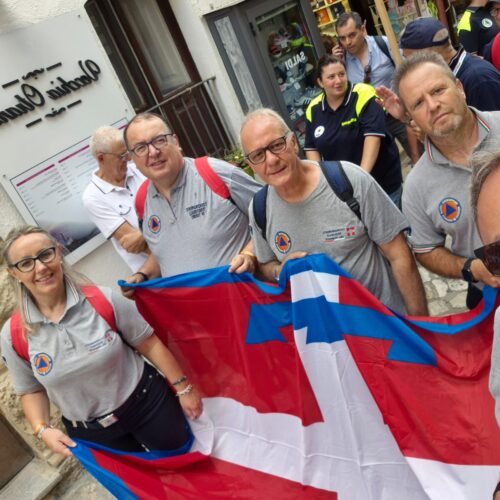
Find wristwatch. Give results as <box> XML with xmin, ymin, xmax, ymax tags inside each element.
<box><xmin>462</xmin><ymin>258</ymin><xmax>478</xmax><ymax>283</ymax></box>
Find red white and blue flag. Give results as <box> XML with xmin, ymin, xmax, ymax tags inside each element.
<box><xmin>72</xmin><ymin>254</ymin><xmax>500</xmax><ymax>499</ymax></box>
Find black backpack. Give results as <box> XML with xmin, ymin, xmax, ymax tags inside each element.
<box><xmin>374</xmin><ymin>36</ymin><xmax>395</xmax><ymax>67</ymax></box>
<box><xmin>252</xmin><ymin>161</ymin><xmax>362</xmax><ymax>239</ymax></box>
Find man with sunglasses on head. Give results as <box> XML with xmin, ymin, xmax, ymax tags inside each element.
<box><xmin>471</xmin><ymin>148</ymin><xmax>500</xmax><ymax>427</ymax></box>
<box><xmin>82</xmin><ymin>125</ymin><xmax>149</xmax><ymax>272</ymax></box>
<box><xmin>121</xmin><ymin>113</ymin><xmax>261</xmax><ymax>292</ymax></box>
<box><xmin>240</xmin><ymin>108</ymin><xmax>428</xmax><ymax>316</ymax></box>
<box><xmin>334</xmin><ymin>11</ymin><xmax>418</xmax><ymax>164</ymax></box>
<box><xmin>391</xmin><ymin>51</ymin><xmax>500</xmax><ymax>309</ymax></box>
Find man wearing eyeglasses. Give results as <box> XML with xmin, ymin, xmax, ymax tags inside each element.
<box><xmin>483</xmin><ymin>1</ymin><xmax>500</xmax><ymax>68</ymax></box>
<box><xmin>334</xmin><ymin>12</ymin><xmax>418</xmax><ymax>164</ymax></box>
<box><xmin>121</xmin><ymin>113</ymin><xmax>261</xmax><ymax>288</ymax></box>
<box><xmin>82</xmin><ymin>125</ymin><xmax>149</xmax><ymax>272</ymax></box>
<box><xmin>471</xmin><ymin>148</ymin><xmax>500</xmax><ymax>427</ymax></box>
<box><xmin>240</xmin><ymin>108</ymin><xmax>428</xmax><ymax>316</ymax></box>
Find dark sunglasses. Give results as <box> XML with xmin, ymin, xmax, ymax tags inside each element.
<box><xmin>474</xmin><ymin>241</ymin><xmax>500</xmax><ymax>275</ymax></box>
<box><xmin>363</xmin><ymin>64</ymin><xmax>372</xmax><ymax>84</ymax></box>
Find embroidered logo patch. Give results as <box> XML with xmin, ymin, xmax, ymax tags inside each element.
<box><xmin>275</xmin><ymin>231</ymin><xmax>292</xmax><ymax>253</ymax></box>
<box><xmin>148</xmin><ymin>215</ymin><xmax>161</xmax><ymax>234</ymax></box>
<box><xmin>314</xmin><ymin>126</ymin><xmax>325</xmax><ymax>138</ymax></box>
<box><xmin>34</xmin><ymin>353</ymin><xmax>53</xmax><ymax>376</ymax></box>
<box><xmin>438</xmin><ymin>197</ymin><xmax>462</xmax><ymax>223</ymax></box>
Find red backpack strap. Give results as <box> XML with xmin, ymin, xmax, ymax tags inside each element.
<box><xmin>10</xmin><ymin>311</ymin><xmax>29</xmax><ymax>362</ymax></box>
<box><xmin>134</xmin><ymin>179</ymin><xmax>151</xmax><ymax>229</ymax></box>
<box><xmin>81</xmin><ymin>285</ymin><xmax>117</xmax><ymax>332</ymax></box>
<box><xmin>194</xmin><ymin>156</ymin><xmax>232</xmax><ymax>201</ymax></box>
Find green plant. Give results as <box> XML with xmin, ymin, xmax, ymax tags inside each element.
<box><xmin>223</xmin><ymin>147</ymin><xmax>254</xmax><ymax>178</ymax></box>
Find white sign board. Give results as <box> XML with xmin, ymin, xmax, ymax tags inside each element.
<box><xmin>0</xmin><ymin>10</ymin><xmax>134</xmax><ymax>263</ymax></box>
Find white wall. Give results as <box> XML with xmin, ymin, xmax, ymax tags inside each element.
<box><xmin>0</xmin><ymin>0</ymin><xmax>131</xmax><ymax>290</ymax></box>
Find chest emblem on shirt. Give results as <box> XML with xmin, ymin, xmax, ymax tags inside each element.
<box><xmin>314</xmin><ymin>126</ymin><xmax>325</xmax><ymax>138</ymax></box>
<box><xmin>186</xmin><ymin>202</ymin><xmax>207</xmax><ymax>219</ymax></box>
<box><xmin>275</xmin><ymin>231</ymin><xmax>292</xmax><ymax>253</ymax></box>
<box><xmin>148</xmin><ymin>215</ymin><xmax>161</xmax><ymax>234</ymax></box>
<box><xmin>482</xmin><ymin>18</ymin><xmax>493</xmax><ymax>28</ymax></box>
<box><xmin>438</xmin><ymin>197</ymin><xmax>462</xmax><ymax>223</ymax></box>
<box><xmin>33</xmin><ymin>353</ymin><xmax>53</xmax><ymax>376</ymax></box>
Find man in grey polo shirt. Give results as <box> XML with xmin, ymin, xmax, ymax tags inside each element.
<box><xmin>122</xmin><ymin>113</ymin><xmax>261</xmax><ymax>289</ymax></box>
<box><xmin>392</xmin><ymin>51</ymin><xmax>500</xmax><ymax>308</ymax></box>
<box><xmin>240</xmin><ymin>108</ymin><xmax>428</xmax><ymax>316</ymax></box>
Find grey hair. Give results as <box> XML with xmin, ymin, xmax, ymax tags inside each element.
<box><xmin>2</xmin><ymin>225</ymin><xmax>89</xmax><ymax>333</ymax></box>
<box><xmin>239</xmin><ymin>108</ymin><xmax>291</xmax><ymax>152</ymax></box>
<box><xmin>392</xmin><ymin>51</ymin><xmax>456</xmax><ymax>108</ymax></box>
<box><xmin>470</xmin><ymin>148</ymin><xmax>500</xmax><ymax>222</ymax></box>
<box><xmin>89</xmin><ymin>126</ymin><xmax>124</xmax><ymax>158</ymax></box>
<box><xmin>123</xmin><ymin>112</ymin><xmax>171</xmax><ymax>150</ymax></box>
<box><xmin>336</xmin><ymin>11</ymin><xmax>363</xmax><ymax>30</ymax></box>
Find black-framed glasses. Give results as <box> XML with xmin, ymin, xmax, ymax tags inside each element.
<box><xmin>491</xmin><ymin>6</ymin><xmax>500</xmax><ymax>16</ymax></box>
<box><xmin>9</xmin><ymin>246</ymin><xmax>57</xmax><ymax>273</ymax></box>
<box><xmin>363</xmin><ymin>64</ymin><xmax>372</xmax><ymax>84</ymax></box>
<box><xmin>474</xmin><ymin>241</ymin><xmax>500</xmax><ymax>276</ymax></box>
<box><xmin>129</xmin><ymin>133</ymin><xmax>174</xmax><ymax>157</ymax></box>
<box><xmin>102</xmin><ymin>151</ymin><xmax>129</xmax><ymax>161</ymax></box>
<box><xmin>245</xmin><ymin>135</ymin><xmax>289</xmax><ymax>165</ymax></box>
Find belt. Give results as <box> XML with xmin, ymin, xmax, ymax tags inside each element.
<box><xmin>67</xmin><ymin>413</ymin><xmax>119</xmax><ymax>429</ymax></box>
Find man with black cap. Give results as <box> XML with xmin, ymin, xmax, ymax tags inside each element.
<box><xmin>399</xmin><ymin>16</ymin><xmax>500</xmax><ymax>111</ymax></box>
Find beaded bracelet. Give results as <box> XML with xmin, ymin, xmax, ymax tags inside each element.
<box><xmin>176</xmin><ymin>383</ymin><xmax>194</xmax><ymax>397</ymax></box>
<box><xmin>133</xmin><ymin>271</ymin><xmax>149</xmax><ymax>281</ymax></box>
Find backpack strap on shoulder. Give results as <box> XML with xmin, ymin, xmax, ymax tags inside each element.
<box><xmin>374</xmin><ymin>35</ymin><xmax>395</xmax><ymax>67</ymax></box>
<box><xmin>135</xmin><ymin>179</ymin><xmax>150</xmax><ymax>231</ymax></box>
<box><xmin>10</xmin><ymin>311</ymin><xmax>29</xmax><ymax>362</ymax></box>
<box><xmin>319</xmin><ymin>161</ymin><xmax>362</xmax><ymax>221</ymax></box>
<box><xmin>252</xmin><ymin>185</ymin><xmax>269</xmax><ymax>239</ymax></box>
<box><xmin>194</xmin><ymin>156</ymin><xmax>232</xmax><ymax>202</ymax></box>
<box><xmin>81</xmin><ymin>285</ymin><xmax>117</xmax><ymax>332</ymax></box>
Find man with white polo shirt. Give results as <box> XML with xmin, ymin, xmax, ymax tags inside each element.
<box><xmin>82</xmin><ymin>126</ymin><xmax>148</xmax><ymax>272</ymax></box>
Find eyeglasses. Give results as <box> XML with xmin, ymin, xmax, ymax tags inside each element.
<box><xmin>129</xmin><ymin>133</ymin><xmax>174</xmax><ymax>157</ymax></box>
<box><xmin>363</xmin><ymin>64</ymin><xmax>372</xmax><ymax>84</ymax></box>
<box><xmin>245</xmin><ymin>135</ymin><xmax>289</xmax><ymax>165</ymax></box>
<box><xmin>474</xmin><ymin>241</ymin><xmax>500</xmax><ymax>276</ymax></box>
<box><xmin>102</xmin><ymin>151</ymin><xmax>129</xmax><ymax>161</ymax></box>
<box><xmin>491</xmin><ymin>7</ymin><xmax>500</xmax><ymax>16</ymax></box>
<box><xmin>9</xmin><ymin>246</ymin><xmax>57</xmax><ymax>273</ymax></box>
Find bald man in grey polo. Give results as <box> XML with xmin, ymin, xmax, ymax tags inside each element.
<box><xmin>0</xmin><ymin>280</ymin><xmax>152</xmax><ymax>422</ymax></box>
<box><xmin>142</xmin><ymin>157</ymin><xmax>261</xmax><ymax>277</ymax></box>
<box><xmin>402</xmin><ymin>109</ymin><xmax>500</xmax><ymax>262</ymax></box>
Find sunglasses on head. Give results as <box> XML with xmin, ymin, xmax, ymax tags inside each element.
<box><xmin>474</xmin><ymin>241</ymin><xmax>500</xmax><ymax>276</ymax></box>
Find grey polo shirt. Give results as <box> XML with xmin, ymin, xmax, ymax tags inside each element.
<box><xmin>0</xmin><ymin>280</ymin><xmax>152</xmax><ymax>421</ymax></box>
<box><xmin>249</xmin><ymin>161</ymin><xmax>409</xmax><ymax>314</ymax></box>
<box><xmin>402</xmin><ymin>109</ymin><xmax>500</xmax><ymax>258</ymax></box>
<box><xmin>142</xmin><ymin>157</ymin><xmax>262</xmax><ymax>277</ymax></box>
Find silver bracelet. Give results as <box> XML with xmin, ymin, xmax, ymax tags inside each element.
<box><xmin>176</xmin><ymin>383</ymin><xmax>193</xmax><ymax>397</ymax></box>
<box><xmin>37</xmin><ymin>424</ymin><xmax>53</xmax><ymax>440</ymax></box>
<box><xmin>172</xmin><ymin>375</ymin><xmax>188</xmax><ymax>386</ymax></box>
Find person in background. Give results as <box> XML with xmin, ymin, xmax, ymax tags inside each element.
<box><xmin>0</xmin><ymin>226</ymin><xmax>202</xmax><ymax>457</ymax></box>
<box><xmin>334</xmin><ymin>11</ymin><xmax>420</xmax><ymax>164</ymax></box>
<box><xmin>398</xmin><ymin>16</ymin><xmax>500</xmax><ymax>112</ymax></box>
<box><xmin>457</xmin><ymin>0</ymin><xmax>499</xmax><ymax>56</ymax></box>
<box><xmin>483</xmin><ymin>0</ymin><xmax>500</xmax><ymax>69</ymax></box>
<box><xmin>82</xmin><ymin>126</ymin><xmax>148</xmax><ymax>272</ymax></box>
<box><xmin>305</xmin><ymin>55</ymin><xmax>403</xmax><ymax>208</ymax></box>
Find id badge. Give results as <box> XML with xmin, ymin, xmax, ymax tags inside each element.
<box><xmin>97</xmin><ymin>413</ymin><xmax>118</xmax><ymax>428</ymax></box>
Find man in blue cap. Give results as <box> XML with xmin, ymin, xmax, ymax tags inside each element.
<box><xmin>399</xmin><ymin>16</ymin><xmax>500</xmax><ymax>111</ymax></box>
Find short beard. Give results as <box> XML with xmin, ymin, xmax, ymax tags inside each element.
<box><xmin>432</xmin><ymin>112</ymin><xmax>464</xmax><ymax>138</ymax></box>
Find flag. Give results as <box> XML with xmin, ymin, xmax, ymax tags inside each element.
<box><xmin>73</xmin><ymin>254</ymin><xmax>500</xmax><ymax>499</ymax></box>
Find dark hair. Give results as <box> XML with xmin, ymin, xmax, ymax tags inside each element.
<box><xmin>316</xmin><ymin>55</ymin><xmax>346</xmax><ymax>81</ymax></box>
<box><xmin>336</xmin><ymin>11</ymin><xmax>363</xmax><ymax>31</ymax></box>
<box><xmin>322</xmin><ymin>34</ymin><xmax>339</xmax><ymax>54</ymax></box>
<box><xmin>123</xmin><ymin>112</ymin><xmax>169</xmax><ymax>150</ymax></box>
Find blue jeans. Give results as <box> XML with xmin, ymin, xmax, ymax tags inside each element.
<box><xmin>388</xmin><ymin>185</ymin><xmax>403</xmax><ymax>210</ymax></box>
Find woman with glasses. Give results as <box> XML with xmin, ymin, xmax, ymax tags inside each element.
<box><xmin>0</xmin><ymin>226</ymin><xmax>202</xmax><ymax>457</ymax></box>
<box><xmin>304</xmin><ymin>55</ymin><xmax>403</xmax><ymax>208</ymax></box>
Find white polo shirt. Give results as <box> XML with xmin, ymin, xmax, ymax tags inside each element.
<box><xmin>82</xmin><ymin>164</ymin><xmax>148</xmax><ymax>271</ymax></box>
